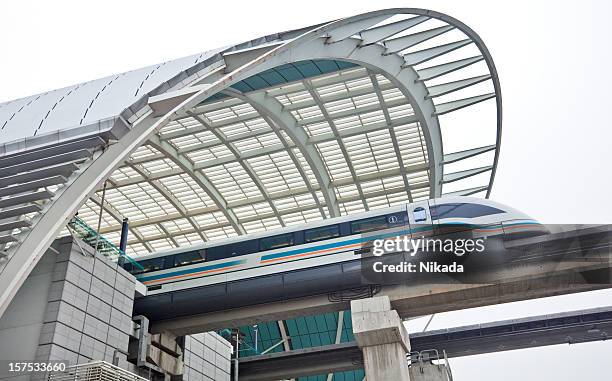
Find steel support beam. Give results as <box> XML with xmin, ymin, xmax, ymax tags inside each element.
<box><xmin>89</xmin><ymin>193</ymin><xmax>153</xmax><ymax>252</ymax></box>
<box><xmin>303</xmin><ymin>79</ymin><xmax>368</xmax><ymax>210</ymax></box>
<box><xmin>187</xmin><ymin>111</ymin><xmax>286</xmax><ymax>226</ymax></box>
<box><xmin>222</xmin><ymin>89</ymin><xmax>328</xmax><ymax>219</ymax></box>
<box><xmin>236</xmin><ymin>90</ymin><xmax>341</xmax><ymax>218</ymax></box>
<box><xmin>147</xmin><ymin>134</ymin><xmax>245</xmax><ymax>235</ymax></box>
<box><xmin>126</xmin><ymin>163</ymin><xmax>207</xmax><ymax>242</ymax></box>
<box><xmin>369</xmin><ymin>71</ymin><xmax>414</xmax><ymax>202</ymax></box>
<box><xmin>0</xmin><ymin>113</ymin><xmax>162</xmax><ymax>317</ymax></box>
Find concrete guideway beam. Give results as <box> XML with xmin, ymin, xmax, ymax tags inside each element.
<box><xmin>150</xmin><ymin>260</ymin><xmax>609</xmax><ymax>335</ymax></box>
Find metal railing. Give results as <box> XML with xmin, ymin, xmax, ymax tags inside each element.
<box><xmin>48</xmin><ymin>361</ymin><xmax>146</xmax><ymax>381</ymax></box>
<box><xmin>67</xmin><ymin>216</ymin><xmax>143</xmax><ymax>271</ymax></box>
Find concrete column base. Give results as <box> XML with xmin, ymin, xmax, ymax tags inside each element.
<box><xmin>351</xmin><ymin>295</ymin><xmax>411</xmax><ymax>381</ymax></box>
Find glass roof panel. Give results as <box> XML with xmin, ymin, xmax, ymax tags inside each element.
<box><xmin>79</xmin><ymin>61</ymin><xmax>437</xmax><ymax>255</ymax></box>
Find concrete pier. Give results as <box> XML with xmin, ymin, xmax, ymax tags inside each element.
<box><xmin>351</xmin><ymin>296</ymin><xmax>411</xmax><ymax>381</ymax></box>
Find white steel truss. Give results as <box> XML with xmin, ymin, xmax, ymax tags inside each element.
<box><xmin>0</xmin><ymin>8</ymin><xmax>502</xmax><ymax>316</ymax></box>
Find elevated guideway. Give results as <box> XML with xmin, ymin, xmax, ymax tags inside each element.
<box><xmin>237</xmin><ymin>306</ymin><xmax>612</xmax><ymax>381</ymax></box>
<box><xmin>138</xmin><ymin>224</ymin><xmax>612</xmax><ymax>334</ymax></box>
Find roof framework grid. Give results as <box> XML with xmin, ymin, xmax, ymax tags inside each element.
<box><xmin>0</xmin><ymin>8</ymin><xmax>502</xmax><ymax>316</ymax></box>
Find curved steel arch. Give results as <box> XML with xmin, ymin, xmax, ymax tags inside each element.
<box><xmin>0</xmin><ymin>8</ymin><xmax>502</xmax><ymax>316</ymax></box>
<box><xmin>147</xmin><ymin>38</ymin><xmax>439</xmax><ymax>228</ymax></box>
<box><xmin>222</xmin><ymin>88</ymin><xmax>337</xmax><ymax>218</ymax></box>
<box><xmin>407</xmin><ymin>8</ymin><xmax>503</xmax><ymax>198</ymax></box>
<box><xmin>285</xmin><ymin>37</ymin><xmax>442</xmax><ymax>197</ymax></box>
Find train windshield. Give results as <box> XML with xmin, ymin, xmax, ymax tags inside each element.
<box><xmin>430</xmin><ymin>203</ymin><xmax>504</xmax><ymax>219</ymax></box>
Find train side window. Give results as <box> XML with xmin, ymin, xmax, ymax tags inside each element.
<box><xmin>260</xmin><ymin>233</ymin><xmax>295</xmax><ymax>251</ymax></box>
<box><xmin>173</xmin><ymin>250</ymin><xmax>206</xmax><ymax>267</ymax></box>
<box><xmin>206</xmin><ymin>246</ymin><xmax>226</xmax><ymax>261</ymax></box>
<box><xmin>350</xmin><ymin>216</ymin><xmax>388</xmax><ymax>234</ymax></box>
<box><xmin>413</xmin><ymin>207</ymin><xmax>428</xmax><ymax>223</ymax></box>
<box><xmin>305</xmin><ymin>225</ymin><xmax>340</xmax><ymax>243</ymax></box>
<box><xmin>138</xmin><ymin>257</ymin><xmax>165</xmax><ymax>274</ymax></box>
<box><xmin>229</xmin><ymin>240</ymin><xmax>258</xmax><ymax>257</ymax></box>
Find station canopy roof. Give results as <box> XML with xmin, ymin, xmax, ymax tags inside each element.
<box><xmin>0</xmin><ymin>9</ymin><xmax>502</xmax><ymax>257</ymax></box>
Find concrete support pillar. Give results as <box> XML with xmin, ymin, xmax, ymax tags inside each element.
<box><xmin>351</xmin><ymin>295</ymin><xmax>411</xmax><ymax>381</ymax></box>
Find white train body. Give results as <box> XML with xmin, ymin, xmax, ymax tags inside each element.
<box><xmin>125</xmin><ymin>197</ymin><xmax>540</xmax><ymax>295</ymax></box>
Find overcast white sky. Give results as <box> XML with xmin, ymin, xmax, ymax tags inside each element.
<box><xmin>1</xmin><ymin>0</ymin><xmax>611</xmax><ymax>379</ymax></box>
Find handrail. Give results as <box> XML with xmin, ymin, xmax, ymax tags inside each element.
<box><xmin>67</xmin><ymin>216</ymin><xmax>143</xmax><ymax>270</ymax></box>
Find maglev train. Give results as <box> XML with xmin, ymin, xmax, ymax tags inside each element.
<box><xmin>123</xmin><ymin>197</ymin><xmax>543</xmax><ymax>295</ymax></box>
